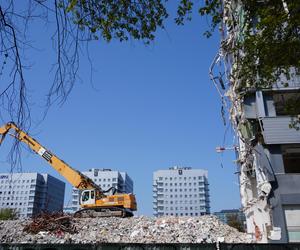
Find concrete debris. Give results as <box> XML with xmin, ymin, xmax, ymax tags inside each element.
<box><xmin>0</xmin><ymin>215</ymin><xmax>252</xmax><ymax>244</ymax></box>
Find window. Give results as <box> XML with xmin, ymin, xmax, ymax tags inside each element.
<box><xmin>82</xmin><ymin>192</ymin><xmax>89</xmax><ymax>202</ymax></box>
<box><xmin>282</xmin><ymin>145</ymin><xmax>300</xmax><ymax>173</ymax></box>
<box><xmin>284</xmin><ymin>205</ymin><xmax>300</xmax><ymax>242</ymax></box>
<box><xmin>273</xmin><ymin>92</ymin><xmax>300</xmax><ymax>116</ymax></box>
<box><xmin>112</xmin><ymin>178</ymin><xmax>117</xmax><ymax>182</ymax></box>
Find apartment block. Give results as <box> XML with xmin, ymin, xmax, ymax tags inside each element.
<box><xmin>0</xmin><ymin>172</ymin><xmax>65</xmax><ymax>218</ymax></box>
<box><xmin>70</xmin><ymin>168</ymin><xmax>134</xmax><ymax>212</ymax></box>
<box><xmin>207</xmin><ymin>0</ymin><xmax>300</xmax><ymax>242</ymax></box>
<box><xmin>238</xmin><ymin>85</ymin><xmax>300</xmax><ymax>243</ymax></box>
<box><xmin>153</xmin><ymin>167</ymin><xmax>210</xmax><ymax>217</ymax></box>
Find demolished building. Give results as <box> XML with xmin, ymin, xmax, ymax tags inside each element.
<box><xmin>210</xmin><ymin>0</ymin><xmax>300</xmax><ymax>243</ymax></box>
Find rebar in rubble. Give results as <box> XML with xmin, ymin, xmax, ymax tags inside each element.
<box><xmin>23</xmin><ymin>212</ymin><xmax>77</xmax><ymax>234</ymax></box>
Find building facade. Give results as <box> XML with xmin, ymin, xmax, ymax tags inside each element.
<box><xmin>153</xmin><ymin>167</ymin><xmax>210</xmax><ymax>217</ymax></box>
<box><xmin>0</xmin><ymin>172</ymin><xmax>65</xmax><ymax>218</ymax></box>
<box><xmin>238</xmin><ymin>86</ymin><xmax>300</xmax><ymax>243</ymax></box>
<box><xmin>208</xmin><ymin>0</ymin><xmax>300</xmax><ymax>243</ymax></box>
<box><xmin>70</xmin><ymin>168</ymin><xmax>134</xmax><ymax>212</ymax></box>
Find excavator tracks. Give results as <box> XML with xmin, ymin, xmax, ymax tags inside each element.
<box><xmin>74</xmin><ymin>207</ymin><xmax>133</xmax><ymax>218</ymax></box>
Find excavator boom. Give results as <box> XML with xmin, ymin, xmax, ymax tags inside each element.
<box><xmin>0</xmin><ymin>122</ymin><xmax>100</xmax><ymax>191</ymax></box>
<box><xmin>0</xmin><ymin>122</ymin><xmax>137</xmax><ymax>217</ymax></box>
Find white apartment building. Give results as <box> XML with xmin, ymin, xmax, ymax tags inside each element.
<box><xmin>153</xmin><ymin>167</ymin><xmax>210</xmax><ymax>217</ymax></box>
<box><xmin>70</xmin><ymin>168</ymin><xmax>134</xmax><ymax>212</ymax></box>
<box><xmin>0</xmin><ymin>172</ymin><xmax>65</xmax><ymax>218</ymax></box>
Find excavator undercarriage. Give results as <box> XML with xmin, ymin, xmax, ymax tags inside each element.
<box><xmin>74</xmin><ymin>207</ymin><xmax>134</xmax><ymax>218</ymax></box>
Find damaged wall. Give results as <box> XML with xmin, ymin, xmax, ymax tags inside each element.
<box><xmin>209</xmin><ymin>0</ymin><xmax>300</xmax><ymax>243</ymax></box>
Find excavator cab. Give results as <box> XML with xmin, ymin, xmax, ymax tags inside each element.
<box><xmin>80</xmin><ymin>190</ymin><xmax>96</xmax><ymax>205</ymax></box>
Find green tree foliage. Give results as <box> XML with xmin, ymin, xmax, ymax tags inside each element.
<box><xmin>198</xmin><ymin>0</ymin><xmax>300</xmax><ymax>91</ymax></box>
<box><xmin>0</xmin><ymin>208</ymin><xmax>18</xmax><ymax>220</ymax></box>
<box><xmin>64</xmin><ymin>0</ymin><xmax>168</xmax><ymax>43</ymax></box>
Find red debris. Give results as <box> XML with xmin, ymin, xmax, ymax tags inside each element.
<box><xmin>23</xmin><ymin>212</ymin><xmax>77</xmax><ymax>235</ymax></box>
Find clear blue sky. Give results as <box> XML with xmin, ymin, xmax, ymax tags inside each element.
<box><xmin>0</xmin><ymin>8</ymin><xmax>241</xmax><ymax>215</ymax></box>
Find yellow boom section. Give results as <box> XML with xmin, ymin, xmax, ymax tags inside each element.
<box><xmin>0</xmin><ymin>122</ymin><xmax>101</xmax><ymax>191</ymax></box>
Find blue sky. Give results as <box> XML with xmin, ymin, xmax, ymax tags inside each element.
<box><xmin>0</xmin><ymin>8</ymin><xmax>241</xmax><ymax>215</ymax></box>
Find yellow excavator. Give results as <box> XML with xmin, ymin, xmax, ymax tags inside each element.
<box><xmin>0</xmin><ymin>122</ymin><xmax>137</xmax><ymax>217</ymax></box>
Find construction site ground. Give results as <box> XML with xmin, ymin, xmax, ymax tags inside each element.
<box><xmin>0</xmin><ymin>214</ymin><xmax>252</xmax><ymax>244</ymax></box>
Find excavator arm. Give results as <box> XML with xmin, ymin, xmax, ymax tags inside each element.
<box><xmin>0</xmin><ymin>122</ymin><xmax>103</xmax><ymax>194</ymax></box>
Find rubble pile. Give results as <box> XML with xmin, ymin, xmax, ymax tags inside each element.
<box><xmin>23</xmin><ymin>212</ymin><xmax>77</xmax><ymax>235</ymax></box>
<box><xmin>0</xmin><ymin>215</ymin><xmax>252</xmax><ymax>244</ymax></box>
